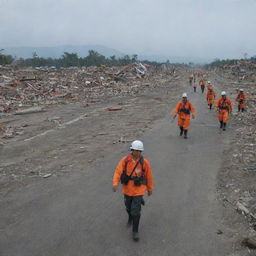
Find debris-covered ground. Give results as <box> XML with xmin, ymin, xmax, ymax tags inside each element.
<box><xmin>0</xmin><ymin>63</ymin><xmax>181</xmax><ymax>194</ymax></box>
<box><xmin>1</xmin><ymin>62</ymin><xmax>255</xmax><ymax>255</ymax></box>
<box><xmin>209</xmin><ymin>60</ymin><xmax>256</xmax><ymax>253</ymax></box>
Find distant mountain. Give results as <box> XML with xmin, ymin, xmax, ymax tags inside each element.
<box><xmin>2</xmin><ymin>45</ymin><xmax>125</xmax><ymax>59</ymax></box>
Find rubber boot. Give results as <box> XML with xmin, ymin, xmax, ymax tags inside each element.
<box><xmin>179</xmin><ymin>126</ymin><xmax>183</xmax><ymax>136</ymax></box>
<box><xmin>184</xmin><ymin>130</ymin><xmax>188</xmax><ymax>139</ymax></box>
<box><xmin>223</xmin><ymin>123</ymin><xmax>226</xmax><ymax>131</ymax></box>
<box><xmin>219</xmin><ymin>121</ymin><xmax>223</xmax><ymax>129</ymax></box>
<box><xmin>132</xmin><ymin>215</ymin><xmax>140</xmax><ymax>241</ymax></box>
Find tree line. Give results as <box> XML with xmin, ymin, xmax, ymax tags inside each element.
<box><xmin>206</xmin><ymin>56</ymin><xmax>256</xmax><ymax>68</ymax></box>
<box><xmin>0</xmin><ymin>49</ymin><xmax>164</xmax><ymax>68</ymax></box>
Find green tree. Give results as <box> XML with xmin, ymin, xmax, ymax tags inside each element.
<box><xmin>0</xmin><ymin>49</ymin><xmax>14</xmax><ymax>65</ymax></box>
<box><xmin>61</xmin><ymin>52</ymin><xmax>79</xmax><ymax>67</ymax></box>
<box><xmin>84</xmin><ymin>50</ymin><xmax>106</xmax><ymax>66</ymax></box>
<box><xmin>131</xmin><ymin>54</ymin><xmax>138</xmax><ymax>62</ymax></box>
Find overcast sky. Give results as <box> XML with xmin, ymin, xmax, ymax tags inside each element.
<box><xmin>1</xmin><ymin>0</ymin><xmax>256</xmax><ymax>60</ymax></box>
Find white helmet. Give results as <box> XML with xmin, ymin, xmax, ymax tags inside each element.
<box><xmin>130</xmin><ymin>140</ymin><xmax>144</xmax><ymax>151</ymax></box>
<box><xmin>240</xmin><ymin>89</ymin><xmax>244</xmax><ymax>92</ymax></box>
<box><xmin>221</xmin><ymin>91</ymin><xmax>226</xmax><ymax>96</ymax></box>
<box><xmin>182</xmin><ymin>93</ymin><xmax>187</xmax><ymax>98</ymax></box>
<box><xmin>207</xmin><ymin>81</ymin><xmax>211</xmax><ymax>84</ymax></box>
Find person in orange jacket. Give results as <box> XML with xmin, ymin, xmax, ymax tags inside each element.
<box><xmin>112</xmin><ymin>140</ymin><xmax>153</xmax><ymax>242</ymax></box>
<box><xmin>199</xmin><ymin>79</ymin><xmax>205</xmax><ymax>93</ymax></box>
<box><xmin>206</xmin><ymin>88</ymin><xmax>216</xmax><ymax>110</ymax></box>
<box><xmin>236</xmin><ymin>89</ymin><xmax>246</xmax><ymax>112</ymax></box>
<box><xmin>215</xmin><ymin>91</ymin><xmax>233</xmax><ymax>131</ymax></box>
<box><xmin>173</xmin><ymin>93</ymin><xmax>195</xmax><ymax>139</ymax></box>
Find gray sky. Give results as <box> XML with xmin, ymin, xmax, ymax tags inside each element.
<box><xmin>1</xmin><ymin>0</ymin><xmax>256</xmax><ymax>60</ymax></box>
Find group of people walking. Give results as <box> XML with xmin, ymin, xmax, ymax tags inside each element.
<box><xmin>111</xmin><ymin>74</ymin><xmax>247</xmax><ymax>242</ymax></box>
<box><xmin>174</xmin><ymin>75</ymin><xmax>247</xmax><ymax>138</ymax></box>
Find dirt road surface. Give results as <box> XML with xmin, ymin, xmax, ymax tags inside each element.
<box><xmin>0</xmin><ymin>72</ymin><xmax>246</xmax><ymax>255</ymax></box>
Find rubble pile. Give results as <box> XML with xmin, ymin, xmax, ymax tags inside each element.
<box><xmin>214</xmin><ymin>64</ymin><xmax>256</xmax><ymax>239</ymax></box>
<box><xmin>0</xmin><ymin>63</ymin><xmax>180</xmax><ymax>141</ymax></box>
<box><xmin>216</xmin><ymin>59</ymin><xmax>256</xmax><ymax>82</ymax></box>
<box><xmin>0</xmin><ymin>63</ymin><xmax>158</xmax><ymax>114</ymax></box>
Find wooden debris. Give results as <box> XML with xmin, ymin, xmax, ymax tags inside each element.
<box><xmin>107</xmin><ymin>106</ymin><xmax>122</xmax><ymax>111</ymax></box>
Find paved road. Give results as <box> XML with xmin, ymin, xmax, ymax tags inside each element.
<box><xmin>1</xmin><ymin>83</ymin><xmax>232</xmax><ymax>255</ymax></box>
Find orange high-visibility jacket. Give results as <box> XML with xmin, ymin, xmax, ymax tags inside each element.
<box><xmin>236</xmin><ymin>93</ymin><xmax>246</xmax><ymax>108</ymax></box>
<box><xmin>215</xmin><ymin>97</ymin><xmax>233</xmax><ymax>112</ymax></box>
<box><xmin>173</xmin><ymin>101</ymin><xmax>195</xmax><ymax>118</ymax></box>
<box><xmin>206</xmin><ymin>90</ymin><xmax>216</xmax><ymax>104</ymax></box>
<box><xmin>112</xmin><ymin>154</ymin><xmax>153</xmax><ymax>196</ymax></box>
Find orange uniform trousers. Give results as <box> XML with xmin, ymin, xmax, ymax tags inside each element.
<box><xmin>218</xmin><ymin>109</ymin><xmax>229</xmax><ymax>123</ymax></box>
<box><xmin>178</xmin><ymin>114</ymin><xmax>191</xmax><ymax>130</ymax></box>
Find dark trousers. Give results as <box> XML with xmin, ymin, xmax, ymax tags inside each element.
<box><xmin>124</xmin><ymin>195</ymin><xmax>143</xmax><ymax>232</ymax></box>
<box><xmin>238</xmin><ymin>106</ymin><xmax>244</xmax><ymax>112</ymax></box>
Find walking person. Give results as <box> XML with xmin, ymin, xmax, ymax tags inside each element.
<box><xmin>173</xmin><ymin>93</ymin><xmax>195</xmax><ymax>139</ymax></box>
<box><xmin>193</xmin><ymin>82</ymin><xmax>197</xmax><ymax>92</ymax></box>
<box><xmin>215</xmin><ymin>91</ymin><xmax>233</xmax><ymax>131</ymax></box>
<box><xmin>112</xmin><ymin>140</ymin><xmax>154</xmax><ymax>241</ymax></box>
<box><xmin>189</xmin><ymin>75</ymin><xmax>193</xmax><ymax>86</ymax></box>
<box><xmin>199</xmin><ymin>79</ymin><xmax>205</xmax><ymax>93</ymax></box>
<box><xmin>206</xmin><ymin>88</ymin><xmax>216</xmax><ymax>110</ymax></box>
<box><xmin>236</xmin><ymin>89</ymin><xmax>246</xmax><ymax>112</ymax></box>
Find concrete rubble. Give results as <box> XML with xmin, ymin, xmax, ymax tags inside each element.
<box><xmin>0</xmin><ymin>63</ymin><xmax>153</xmax><ymax>114</ymax></box>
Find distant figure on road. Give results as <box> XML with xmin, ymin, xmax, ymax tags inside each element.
<box><xmin>193</xmin><ymin>82</ymin><xmax>197</xmax><ymax>92</ymax></box>
<box><xmin>215</xmin><ymin>91</ymin><xmax>233</xmax><ymax>131</ymax></box>
<box><xmin>199</xmin><ymin>79</ymin><xmax>205</xmax><ymax>93</ymax></box>
<box><xmin>206</xmin><ymin>88</ymin><xmax>216</xmax><ymax>110</ymax></box>
<box><xmin>189</xmin><ymin>75</ymin><xmax>193</xmax><ymax>86</ymax></box>
<box><xmin>173</xmin><ymin>93</ymin><xmax>195</xmax><ymax>139</ymax></box>
<box><xmin>112</xmin><ymin>140</ymin><xmax>154</xmax><ymax>242</ymax></box>
<box><xmin>188</xmin><ymin>75</ymin><xmax>194</xmax><ymax>86</ymax></box>
<box><xmin>236</xmin><ymin>89</ymin><xmax>246</xmax><ymax>112</ymax></box>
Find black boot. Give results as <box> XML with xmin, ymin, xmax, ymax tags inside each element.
<box><xmin>179</xmin><ymin>126</ymin><xmax>183</xmax><ymax>136</ymax></box>
<box><xmin>209</xmin><ymin>104</ymin><xmax>212</xmax><ymax>110</ymax></box>
<box><xmin>132</xmin><ymin>215</ymin><xmax>140</xmax><ymax>241</ymax></box>
<box><xmin>223</xmin><ymin>123</ymin><xmax>226</xmax><ymax>131</ymax></box>
<box><xmin>184</xmin><ymin>130</ymin><xmax>188</xmax><ymax>139</ymax></box>
<box><xmin>219</xmin><ymin>121</ymin><xmax>223</xmax><ymax>128</ymax></box>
